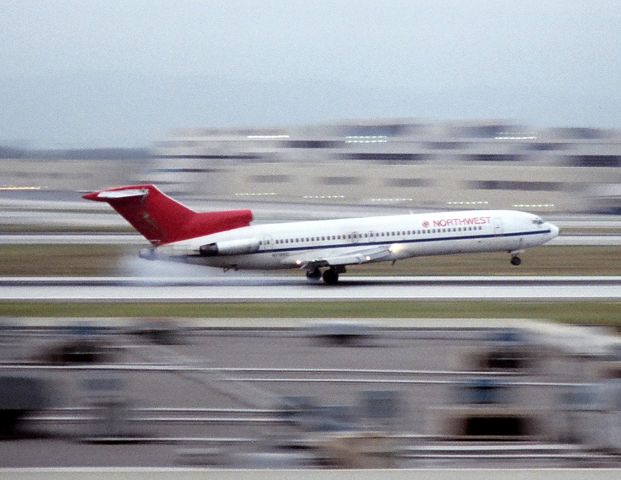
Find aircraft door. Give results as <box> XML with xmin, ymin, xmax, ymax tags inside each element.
<box><xmin>493</xmin><ymin>218</ymin><xmax>503</xmax><ymax>236</ymax></box>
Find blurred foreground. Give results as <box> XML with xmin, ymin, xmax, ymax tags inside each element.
<box><xmin>1</xmin><ymin>318</ymin><xmax>620</xmax><ymax>469</ymax></box>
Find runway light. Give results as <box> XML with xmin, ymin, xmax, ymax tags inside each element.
<box><xmin>302</xmin><ymin>195</ymin><xmax>346</xmax><ymax>199</ymax></box>
<box><xmin>494</xmin><ymin>132</ymin><xmax>537</xmax><ymax>140</ymax></box>
<box><xmin>246</xmin><ymin>134</ymin><xmax>290</xmax><ymax>139</ymax></box>
<box><xmin>345</xmin><ymin>135</ymin><xmax>388</xmax><ymax>144</ymax></box>
<box><xmin>0</xmin><ymin>185</ymin><xmax>42</xmax><ymax>191</ymax></box>
<box><xmin>513</xmin><ymin>204</ymin><xmax>555</xmax><ymax>208</ymax></box>
<box><xmin>369</xmin><ymin>198</ymin><xmax>413</xmax><ymax>203</ymax></box>
<box><xmin>234</xmin><ymin>192</ymin><xmax>277</xmax><ymax>197</ymax></box>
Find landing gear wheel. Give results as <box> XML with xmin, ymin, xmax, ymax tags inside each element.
<box><xmin>306</xmin><ymin>268</ymin><xmax>321</xmax><ymax>282</ymax></box>
<box><xmin>322</xmin><ymin>268</ymin><xmax>339</xmax><ymax>285</ymax></box>
<box><xmin>510</xmin><ymin>256</ymin><xmax>522</xmax><ymax>266</ymax></box>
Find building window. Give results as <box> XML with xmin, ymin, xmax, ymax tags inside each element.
<box><xmin>318</xmin><ymin>176</ymin><xmax>361</xmax><ymax>185</ymax></box>
<box><xmin>469</xmin><ymin>180</ymin><xmax>561</xmax><ymax>191</ymax></box>
<box><xmin>569</xmin><ymin>155</ymin><xmax>621</xmax><ymax>168</ymax></box>
<box><xmin>385</xmin><ymin>178</ymin><xmax>431</xmax><ymax>188</ymax></box>
<box><xmin>284</xmin><ymin>140</ymin><xmax>340</xmax><ymax>149</ymax></box>
<box><xmin>250</xmin><ymin>174</ymin><xmax>291</xmax><ymax>183</ymax></box>
<box><xmin>341</xmin><ymin>153</ymin><xmax>427</xmax><ymax>162</ymax></box>
<box><xmin>465</xmin><ymin>154</ymin><xmax>524</xmax><ymax>162</ymax></box>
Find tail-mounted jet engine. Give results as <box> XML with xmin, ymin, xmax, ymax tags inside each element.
<box><xmin>199</xmin><ymin>238</ymin><xmax>261</xmax><ymax>256</ymax></box>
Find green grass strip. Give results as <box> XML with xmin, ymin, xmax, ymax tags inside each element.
<box><xmin>1</xmin><ymin>301</ymin><xmax>619</xmax><ymax>326</ymax></box>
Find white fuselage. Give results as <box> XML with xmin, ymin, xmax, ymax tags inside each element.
<box><xmin>156</xmin><ymin>210</ymin><xmax>559</xmax><ymax>270</ymax></box>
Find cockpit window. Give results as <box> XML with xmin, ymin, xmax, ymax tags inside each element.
<box><xmin>532</xmin><ymin>217</ymin><xmax>544</xmax><ymax>225</ymax></box>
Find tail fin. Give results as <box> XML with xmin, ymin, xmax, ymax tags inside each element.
<box><xmin>83</xmin><ymin>185</ymin><xmax>253</xmax><ymax>245</ymax></box>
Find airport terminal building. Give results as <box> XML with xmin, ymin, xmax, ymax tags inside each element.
<box><xmin>149</xmin><ymin>119</ymin><xmax>621</xmax><ymax>214</ymax></box>
<box><xmin>2</xmin><ymin>119</ymin><xmax>620</xmax><ymax>214</ymax></box>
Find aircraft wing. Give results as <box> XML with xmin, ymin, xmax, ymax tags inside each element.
<box><xmin>293</xmin><ymin>245</ymin><xmax>393</xmax><ymax>270</ymax></box>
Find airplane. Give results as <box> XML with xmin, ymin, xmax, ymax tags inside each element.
<box><xmin>83</xmin><ymin>184</ymin><xmax>560</xmax><ymax>284</ymax></box>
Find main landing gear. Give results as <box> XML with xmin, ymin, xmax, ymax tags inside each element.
<box><xmin>322</xmin><ymin>268</ymin><xmax>339</xmax><ymax>285</ymax></box>
<box><xmin>510</xmin><ymin>255</ymin><xmax>522</xmax><ymax>266</ymax></box>
<box><xmin>306</xmin><ymin>268</ymin><xmax>321</xmax><ymax>282</ymax></box>
<box><xmin>306</xmin><ymin>267</ymin><xmax>343</xmax><ymax>285</ymax></box>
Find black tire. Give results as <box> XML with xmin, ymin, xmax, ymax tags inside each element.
<box><xmin>322</xmin><ymin>269</ymin><xmax>339</xmax><ymax>285</ymax></box>
<box><xmin>511</xmin><ymin>256</ymin><xmax>522</xmax><ymax>266</ymax></box>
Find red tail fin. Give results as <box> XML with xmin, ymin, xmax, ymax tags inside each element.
<box><xmin>83</xmin><ymin>185</ymin><xmax>253</xmax><ymax>245</ymax></box>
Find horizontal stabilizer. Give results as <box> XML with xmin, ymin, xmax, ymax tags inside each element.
<box><xmin>83</xmin><ymin>185</ymin><xmax>253</xmax><ymax>245</ymax></box>
<box><xmin>90</xmin><ymin>188</ymin><xmax>148</xmax><ymax>200</ymax></box>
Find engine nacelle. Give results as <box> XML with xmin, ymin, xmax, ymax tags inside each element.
<box><xmin>199</xmin><ymin>238</ymin><xmax>260</xmax><ymax>256</ymax></box>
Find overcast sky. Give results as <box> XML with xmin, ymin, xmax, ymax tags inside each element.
<box><xmin>1</xmin><ymin>0</ymin><xmax>620</xmax><ymax>147</ymax></box>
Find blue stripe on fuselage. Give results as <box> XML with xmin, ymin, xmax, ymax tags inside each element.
<box><xmin>256</xmin><ymin>229</ymin><xmax>552</xmax><ymax>255</ymax></box>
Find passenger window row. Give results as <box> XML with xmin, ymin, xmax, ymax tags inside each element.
<box><xmin>262</xmin><ymin>225</ymin><xmax>484</xmax><ymax>246</ymax></box>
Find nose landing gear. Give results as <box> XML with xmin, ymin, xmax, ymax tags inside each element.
<box><xmin>510</xmin><ymin>255</ymin><xmax>522</xmax><ymax>266</ymax></box>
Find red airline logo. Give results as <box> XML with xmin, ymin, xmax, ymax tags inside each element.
<box><xmin>424</xmin><ymin>216</ymin><xmax>491</xmax><ymax>228</ymax></box>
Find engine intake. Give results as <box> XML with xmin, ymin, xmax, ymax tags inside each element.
<box><xmin>199</xmin><ymin>238</ymin><xmax>260</xmax><ymax>256</ymax></box>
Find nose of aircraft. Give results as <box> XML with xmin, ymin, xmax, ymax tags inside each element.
<box><xmin>549</xmin><ymin>223</ymin><xmax>560</xmax><ymax>238</ymax></box>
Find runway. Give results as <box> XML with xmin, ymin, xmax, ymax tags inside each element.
<box><xmin>1</xmin><ymin>276</ymin><xmax>620</xmax><ymax>301</ymax></box>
